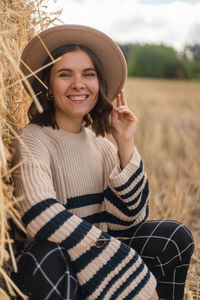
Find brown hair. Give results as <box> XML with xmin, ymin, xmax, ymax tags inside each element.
<box><xmin>28</xmin><ymin>44</ymin><xmax>113</xmax><ymax>136</ymax></box>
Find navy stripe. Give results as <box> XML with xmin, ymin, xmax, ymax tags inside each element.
<box><xmin>126</xmin><ymin>180</ymin><xmax>149</xmax><ymax>207</ymax></box>
<box><xmin>35</xmin><ymin>210</ymin><xmax>72</xmax><ymax>240</ymax></box>
<box><xmin>108</xmin><ymin>206</ymin><xmax>149</xmax><ymax>238</ymax></box>
<box><xmin>73</xmin><ymin>232</ymin><xmax>111</xmax><ymax>272</ymax></box>
<box><xmin>124</xmin><ymin>270</ymin><xmax>151</xmax><ymax>299</ymax></box>
<box><xmin>66</xmin><ymin>193</ymin><xmax>104</xmax><ymax>209</ymax></box>
<box><xmin>95</xmin><ymin>251</ymin><xmax>140</xmax><ymax>300</ymax></box>
<box><xmin>145</xmin><ymin>205</ymin><xmax>149</xmax><ymax>220</ymax></box>
<box><xmin>110</xmin><ymin>259</ymin><xmax>146</xmax><ymax>300</ymax></box>
<box><xmin>61</xmin><ymin>220</ymin><xmax>93</xmax><ymax>251</ymax></box>
<box><xmin>120</xmin><ymin>175</ymin><xmax>145</xmax><ymax>200</ymax></box>
<box><xmin>105</xmin><ymin>192</ymin><xmax>148</xmax><ymax>225</ymax></box>
<box><xmin>124</xmin><ymin>187</ymin><xmax>148</xmax><ymax>218</ymax></box>
<box><xmin>82</xmin><ymin>242</ymin><xmax>131</xmax><ymax>297</ymax></box>
<box><xmin>105</xmin><ymin>183</ymin><xmax>148</xmax><ymax>219</ymax></box>
<box><xmin>125</xmin><ymin>190</ymin><xmax>141</xmax><ymax>206</ymax></box>
<box><xmin>83</xmin><ymin>212</ymin><xmax>106</xmax><ymax>224</ymax></box>
<box><xmin>105</xmin><ymin>188</ymin><xmax>135</xmax><ymax>217</ymax></box>
<box><xmin>14</xmin><ymin>224</ymin><xmax>27</xmax><ymax>239</ymax></box>
<box><xmin>115</xmin><ymin>160</ymin><xmax>143</xmax><ymax>192</ymax></box>
<box><xmin>22</xmin><ymin>198</ymin><xmax>57</xmax><ymax>226</ymax></box>
<box><xmin>106</xmin><ymin>212</ymin><xmax>136</xmax><ymax>226</ymax></box>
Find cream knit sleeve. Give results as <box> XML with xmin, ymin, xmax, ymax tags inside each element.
<box><xmin>99</xmin><ymin>138</ymin><xmax>149</xmax><ymax>232</ymax></box>
<box><xmin>12</xmin><ymin>127</ymin><xmax>156</xmax><ymax>300</ymax></box>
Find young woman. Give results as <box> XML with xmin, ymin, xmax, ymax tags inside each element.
<box><xmin>12</xmin><ymin>25</ymin><xmax>194</xmax><ymax>300</ymax></box>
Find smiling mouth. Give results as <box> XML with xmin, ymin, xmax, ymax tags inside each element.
<box><xmin>67</xmin><ymin>95</ymin><xmax>89</xmax><ymax>101</ymax></box>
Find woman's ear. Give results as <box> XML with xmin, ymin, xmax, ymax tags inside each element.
<box><xmin>44</xmin><ymin>75</ymin><xmax>52</xmax><ymax>93</ymax></box>
<box><xmin>48</xmin><ymin>87</ymin><xmax>53</xmax><ymax>94</ymax></box>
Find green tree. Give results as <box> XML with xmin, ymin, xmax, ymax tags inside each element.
<box><xmin>184</xmin><ymin>60</ymin><xmax>200</xmax><ymax>79</ymax></box>
<box><xmin>118</xmin><ymin>43</ymin><xmax>133</xmax><ymax>62</ymax></box>
<box><xmin>181</xmin><ymin>44</ymin><xmax>200</xmax><ymax>79</ymax></box>
<box><xmin>183</xmin><ymin>44</ymin><xmax>200</xmax><ymax>61</ymax></box>
<box><xmin>126</xmin><ymin>44</ymin><xmax>186</xmax><ymax>79</ymax></box>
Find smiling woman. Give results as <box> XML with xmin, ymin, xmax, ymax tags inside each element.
<box><xmin>28</xmin><ymin>43</ymin><xmax>113</xmax><ymax>136</ymax></box>
<box><xmin>49</xmin><ymin>49</ymin><xmax>99</xmax><ymax>133</ymax></box>
<box><xmin>11</xmin><ymin>24</ymin><xmax>194</xmax><ymax>300</ymax></box>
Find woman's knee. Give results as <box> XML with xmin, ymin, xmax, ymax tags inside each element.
<box><xmin>130</xmin><ymin>220</ymin><xmax>194</xmax><ymax>259</ymax></box>
<box><xmin>12</xmin><ymin>241</ymin><xmax>80</xmax><ymax>299</ymax></box>
<box><xmin>19</xmin><ymin>240</ymin><xmax>73</xmax><ymax>275</ymax></box>
<box><xmin>156</xmin><ymin>220</ymin><xmax>194</xmax><ymax>263</ymax></box>
<box><xmin>170</xmin><ymin>221</ymin><xmax>194</xmax><ymax>257</ymax></box>
<box><xmin>14</xmin><ymin>241</ymin><xmax>63</xmax><ymax>280</ymax></box>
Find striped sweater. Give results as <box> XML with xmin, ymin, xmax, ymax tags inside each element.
<box><xmin>12</xmin><ymin>123</ymin><xmax>156</xmax><ymax>300</ymax></box>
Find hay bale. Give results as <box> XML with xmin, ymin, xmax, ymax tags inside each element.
<box><xmin>0</xmin><ymin>0</ymin><xmax>61</xmax><ymax>298</ymax></box>
<box><xmin>0</xmin><ymin>1</ymin><xmax>199</xmax><ymax>298</ymax></box>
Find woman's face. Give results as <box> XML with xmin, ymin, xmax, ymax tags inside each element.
<box><xmin>49</xmin><ymin>49</ymin><xmax>99</xmax><ymax>129</ymax></box>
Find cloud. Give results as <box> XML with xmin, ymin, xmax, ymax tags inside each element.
<box><xmin>188</xmin><ymin>23</ymin><xmax>200</xmax><ymax>44</ymax></box>
<box><xmin>138</xmin><ymin>0</ymin><xmax>200</xmax><ymax>4</ymax></box>
<box><xmin>49</xmin><ymin>0</ymin><xmax>200</xmax><ymax>50</ymax></box>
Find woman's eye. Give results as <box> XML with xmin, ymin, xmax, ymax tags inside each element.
<box><xmin>59</xmin><ymin>73</ymin><xmax>71</xmax><ymax>77</ymax></box>
<box><xmin>84</xmin><ymin>72</ymin><xmax>96</xmax><ymax>77</ymax></box>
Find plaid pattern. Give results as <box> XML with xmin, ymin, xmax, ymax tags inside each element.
<box><xmin>12</xmin><ymin>220</ymin><xmax>194</xmax><ymax>300</ymax></box>
<box><xmin>113</xmin><ymin>220</ymin><xmax>194</xmax><ymax>300</ymax></box>
<box><xmin>12</xmin><ymin>241</ymin><xmax>83</xmax><ymax>300</ymax></box>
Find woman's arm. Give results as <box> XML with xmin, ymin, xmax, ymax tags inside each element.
<box><xmin>100</xmin><ymin>138</ymin><xmax>149</xmax><ymax>232</ymax></box>
<box><xmin>13</xmin><ymin>129</ymin><xmax>156</xmax><ymax>300</ymax></box>
<box><xmin>111</xmin><ymin>90</ymin><xmax>137</xmax><ymax>169</ymax></box>
<box><xmin>102</xmin><ymin>91</ymin><xmax>149</xmax><ymax>231</ymax></box>
<box><xmin>105</xmin><ymin>149</ymin><xmax>149</xmax><ymax>232</ymax></box>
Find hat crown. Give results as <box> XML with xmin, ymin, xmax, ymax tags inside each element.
<box><xmin>20</xmin><ymin>24</ymin><xmax>127</xmax><ymax>101</ymax></box>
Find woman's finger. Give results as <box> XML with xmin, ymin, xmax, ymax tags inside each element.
<box><xmin>114</xmin><ymin>106</ymin><xmax>135</xmax><ymax>116</ymax></box>
<box><xmin>114</xmin><ymin>107</ymin><xmax>137</xmax><ymax>121</ymax></box>
<box><xmin>116</xmin><ymin>93</ymin><xmax>122</xmax><ymax>107</ymax></box>
<box><xmin>120</xmin><ymin>90</ymin><xmax>127</xmax><ymax>106</ymax></box>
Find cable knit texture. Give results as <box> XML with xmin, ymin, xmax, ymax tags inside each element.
<box><xmin>12</xmin><ymin>123</ymin><xmax>156</xmax><ymax>300</ymax></box>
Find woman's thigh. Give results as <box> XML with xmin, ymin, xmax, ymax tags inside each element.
<box><xmin>118</xmin><ymin>220</ymin><xmax>194</xmax><ymax>300</ymax></box>
<box><xmin>12</xmin><ymin>240</ymin><xmax>84</xmax><ymax>300</ymax></box>
<box><xmin>120</xmin><ymin>220</ymin><xmax>194</xmax><ymax>275</ymax></box>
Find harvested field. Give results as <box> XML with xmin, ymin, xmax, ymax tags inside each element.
<box><xmin>0</xmin><ymin>0</ymin><xmax>199</xmax><ymax>299</ymax></box>
<box><xmin>124</xmin><ymin>77</ymin><xmax>200</xmax><ymax>299</ymax></box>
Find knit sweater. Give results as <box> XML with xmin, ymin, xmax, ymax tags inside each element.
<box><xmin>12</xmin><ymin>123</ymin><xmax>156</xmax><ymax>300</ymax></box>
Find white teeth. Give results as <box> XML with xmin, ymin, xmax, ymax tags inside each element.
<box><xmin>69</xmin><ymin>96</ymin><xmax>87</xmax><ymax>101</ymax></box>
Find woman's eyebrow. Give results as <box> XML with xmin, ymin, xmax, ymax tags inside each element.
<box><xmin>84</xmin><ymin>68</ymin><xmax>96</xmax><ymax>72</ymax></box>
<box><xmin>56</xmin><ymin>67</ymin><xmax>96</xmax><ymax>73</ymax></box>
<box><xmin>56</xmin><ymin>68</ymin><xmax>72</xmax><ymax>73</ymax></box>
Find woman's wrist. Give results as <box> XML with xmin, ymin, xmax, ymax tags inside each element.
<box><xmin>116</xmin><ymin>137</ymin><xmax>135</xmax><ymax>148</ymax></box>
<box><xmin>117</xmin><ymin>139</ymin><xmax>135</xmax><ymax>169</ymax></box>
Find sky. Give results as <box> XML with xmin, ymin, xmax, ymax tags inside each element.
<box><xmin>48</xmin><ymin>0</ymin><xmax>200</xmax><ymax>51</ymax></box>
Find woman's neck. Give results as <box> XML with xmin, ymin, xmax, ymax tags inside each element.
<box><xmin>55</xmin><ymin>117</ymin><xmax>82</xmax><ymax>134</ymax></box>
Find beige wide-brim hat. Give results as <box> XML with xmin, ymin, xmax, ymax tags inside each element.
<box><xmin>20</xmin><ymin>24</ymin><xmax>127</xmax><ymax>101</ymax></box>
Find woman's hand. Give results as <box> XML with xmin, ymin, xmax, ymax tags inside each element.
<box><xmin>111</xmin><ymin>90</ymin><xmax>137</xmax><ymax>169</ymax></box>
<box><xmin>111</xmin><ymin>90</ymin><xmax>137</xmax><ymax>144</ymax></box>
<box><xmin>149</xmin><ymin>290</ymin><xmax>159</xmax><ymax>300</ymax></box>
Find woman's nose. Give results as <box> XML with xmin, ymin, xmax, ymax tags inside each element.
<box><xmin>71</xmin><ymin>76</ymin><xmax>85</xmax><ymax>90</ymax></box>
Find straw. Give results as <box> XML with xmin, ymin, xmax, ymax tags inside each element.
<box><xmin>0</xmin><ymin>0</ymin><xmax>62</xmax><ymax>298</ymax></box>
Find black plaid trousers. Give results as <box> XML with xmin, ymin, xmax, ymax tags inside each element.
<box><xmin>12</xmin><ymin>220</ymin><xmax>194</xmax><ymax>300</ymax></box>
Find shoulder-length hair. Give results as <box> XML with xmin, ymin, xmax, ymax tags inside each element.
<box><xmin>28</xmin><ymin>44</ymin><xmax>113</xmax><ymax>136</ymax></box>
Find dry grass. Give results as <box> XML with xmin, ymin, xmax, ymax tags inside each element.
<box><xmin>0</xmin><ymin>1</ymin><xmax>199</xmax><ymax>299</ymax></box>
<box><xmin>125</xmin><ymin>77</ymin><xmax>200</xmax><ymax>299</ymax></box>
<box><xmin>0</xmin><ymin>0</ymin><xmax>61</xmax><ymax>299</ymax></box>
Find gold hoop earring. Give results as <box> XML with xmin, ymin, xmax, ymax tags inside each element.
<box><xmin>46</xmin><ymin>92</ymin><xmax>54</xmax><ymax>102</ymax></box>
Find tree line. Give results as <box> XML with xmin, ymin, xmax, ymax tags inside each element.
<box><xmin>119</xmin><ymin>43</ymin><xmax>200</xmax><ymax>80</ymax></box>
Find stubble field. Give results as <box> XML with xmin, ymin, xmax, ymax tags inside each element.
<box><xmin>1</xmin><ymin>0</ymin><xmax>198</xmax><ymax>298</ymax></box>
<box><xmin>123</xmin><ymin>77</ymin><xmax>200</xmax><ymax>299</ymax></box>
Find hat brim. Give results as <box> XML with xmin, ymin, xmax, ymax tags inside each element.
<box><xmin>20</xmin><ymin>24</ymin><xmax>127</xmax><ymax>101</ymax></box>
